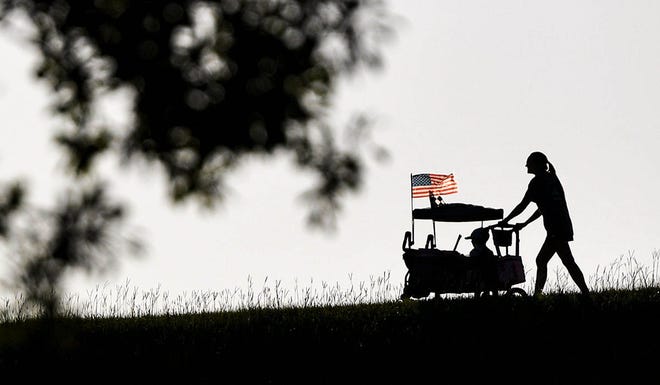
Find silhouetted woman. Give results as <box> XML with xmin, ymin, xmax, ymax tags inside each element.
<box><xmin>499</xmin><ymin>152</ymin><xmax>590</xmax><ymax>296</ymax></box>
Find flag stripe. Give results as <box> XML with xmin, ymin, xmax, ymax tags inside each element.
<box><xmin>411</xmin><ymin>173</ymin><xmax>458</xmax><ymax>198</ymax></box>
<box><xmin>412</xmin><ymin>186</ymin><xmax>458</xmax><ymax>193</ymax></box>
<box><xmin>411</xmin><ymin>189</ymin><xmax>458</xmax><ymax>197</ymax></box>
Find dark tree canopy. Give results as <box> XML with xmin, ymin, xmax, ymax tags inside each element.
<box><xmin>0</xmin><ymin>0</ymin><xmax>391</xmax><ymax>227</ymax></box>
<box><xmin>0</xmin><ymin>0</ymin><xmax>392</xmax><ymax>316</ymax></box>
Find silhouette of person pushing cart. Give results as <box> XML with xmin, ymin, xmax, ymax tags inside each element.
<box><xmin>498</xmin><ymin>151</ymin><xmax>590</xmax><ymax>297</ymax></box>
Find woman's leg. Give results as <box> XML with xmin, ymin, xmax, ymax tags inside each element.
<box><xmin>534</xmin><ymin>237</ymin><xmax>556</xmax><ymax>295</ymax></box>
<box><xmin>555</xmin><ymin>241</ymin><xmax>590</xmax><ymax>294</ymax></box>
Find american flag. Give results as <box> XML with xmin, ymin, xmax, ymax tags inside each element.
<box><xmin>411</xmin><ymin>173</ymin><xmax>458</xmax><ymax>198</ymax></box>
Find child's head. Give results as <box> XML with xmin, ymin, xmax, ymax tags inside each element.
<box><xmin>466</xmin><ymin>227</ymin><xmax>489</xmax><ymax>247</ymax></box>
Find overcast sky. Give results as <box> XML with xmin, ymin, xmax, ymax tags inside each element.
<box><xmin>1</xmin><ymin>0</ymin><xmax>659</xmax><ymax>302</ymax></box>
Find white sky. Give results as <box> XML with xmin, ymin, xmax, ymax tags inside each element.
<box><xmin>1</xmin><ymin>0</ymin><xmax>659</xmax><ymax>301</ymax></box>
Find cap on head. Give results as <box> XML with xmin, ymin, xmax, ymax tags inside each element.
<box><xmin>466</xmin><ymin>227</ymin><xmax>489</xmax><ymax>243</ymax></box>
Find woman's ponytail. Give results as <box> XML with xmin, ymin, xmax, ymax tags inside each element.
<box><xmin>527</xmin><ymin>151</ymin><xmax>554</xmax><ymax>174</ymax></box>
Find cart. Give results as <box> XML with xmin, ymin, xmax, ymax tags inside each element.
<box><xmin>400</xmin><ymin>173</ymin><xmax>527</xmax><ymax>299</ymax></box>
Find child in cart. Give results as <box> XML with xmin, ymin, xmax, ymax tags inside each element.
<box><xmin>465</xmin><ymin>227</ymin><xmax>499</xmax><ymax>295</ymax></box>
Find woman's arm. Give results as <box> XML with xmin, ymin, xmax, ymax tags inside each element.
<box><xmin>500</xmin><ymin>180</ymin><xmax>536</xmax><ymax>226</ymax></box>
<box><xmin>516</xmin><ymin>209</ymin><xmax>541</xmax><ymax>230</ymax></box>
<box><xmin>502</xmin><ymin>199</ymin><xmax>529</xmax><ymax>223</ymax></box>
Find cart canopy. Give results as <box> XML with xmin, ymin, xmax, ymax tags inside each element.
<box><xmin>413</xmin><ymin>203</ymin><xmax>503</xmax><ymax>222</ymax></box>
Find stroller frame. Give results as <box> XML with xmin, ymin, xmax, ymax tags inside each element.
<box><xmin>401</xmin><ymin>174</ymin><xmax>527</xmax><ymax>299</ymax></box>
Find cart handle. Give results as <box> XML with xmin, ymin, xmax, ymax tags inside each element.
<box><xmin>487</xmin><ymin>223</ymin><xmax>524</xmax><ymax>231</ymax></box>
<box><xmin>487</xmin><ymin>223</ymin><xmax>523</xmax><ymax>257</ymax></box>
<box><xmin>425</xmin><ymin>234</ymin><xmax>435</xmax><ymax>249</ymax></box>
<box><xmin>402</xmin><ymin>231</ymin><xmax>413</xmax><ymax>251</ymax></box>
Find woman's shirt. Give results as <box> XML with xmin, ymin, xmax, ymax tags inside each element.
<box><xmin>524</xmin><ymin>172</ymin><xmax>574</xmax><ymax>241</ymax></box>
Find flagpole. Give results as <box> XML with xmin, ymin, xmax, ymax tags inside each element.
<box><xmin>410</xmin><ymin>173</ymin><xmax>414</xmax><ymax>246</ymax></box>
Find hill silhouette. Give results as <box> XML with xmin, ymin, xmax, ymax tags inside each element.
<box><xmin>1</xmin><ymin>289</ymin><xmax>658</xmax><ymax>384</ymax></box>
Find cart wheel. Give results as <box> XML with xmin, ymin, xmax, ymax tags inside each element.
<box><xmin>477</xmin><ymin>290</ymin><xmax>500</xmax><ymax>298</ymax></box>
<box><xmin>506</xmin><ymin>287</ymin><xmax>527</xmax><ymax>297</ymax></box>
<box><xmin>403</xmin><ymin>271</ymin><xmax>430</xmax><ymax>299</ymax></box>
<box><xmin>413</xmin><ymin>289</ymin><xmax>431</xmax><ymax>299</ymax></box>
<box><xmin>401</xmin><ymin>271</ymin><xmax>412</xmax><ymax>300</ymax></box>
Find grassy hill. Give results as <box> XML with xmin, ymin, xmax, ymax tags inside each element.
<box><xmin>1</xmin><ymin>288</ymin><xmax>659</xmax><ymax>385</ymax></box>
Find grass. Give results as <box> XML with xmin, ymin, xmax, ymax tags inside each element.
<box><xmin>2</xmin><ymin>250</ymin><xmax>658</xmax><ymax>321</ymax></box>
<box><xmin>1</xmin><ymin>270</ymin><xmax>401</xmax><ymax>321</ymax></box>
<box><xmin>0</xmin><ymin>251</ymin><xmax>659</xmax><ymax>384</ymax></box>
<box><xmin>2</xmin><ymin>287</ymin><xmax>659</xmax><ymax>384</ymax></box>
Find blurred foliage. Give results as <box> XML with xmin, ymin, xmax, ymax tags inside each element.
<box><xmin>0</xmin><ymin>182</ymin><xmax>25</xmax><ymax>237</ymax></box>
<box><xmin>0</xmin><ymin>0</ymin><xmax>392</xmax><ymax>228</ymax></box>
<box><xmin>1</xmin><ymin>182</ymin><xmax>135</xmax><ymax>317</ymax></box>
<box><xmin>0</xmin><ymin>0</ymin><xmax>392</xmax><ymax>316</ymax></box>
